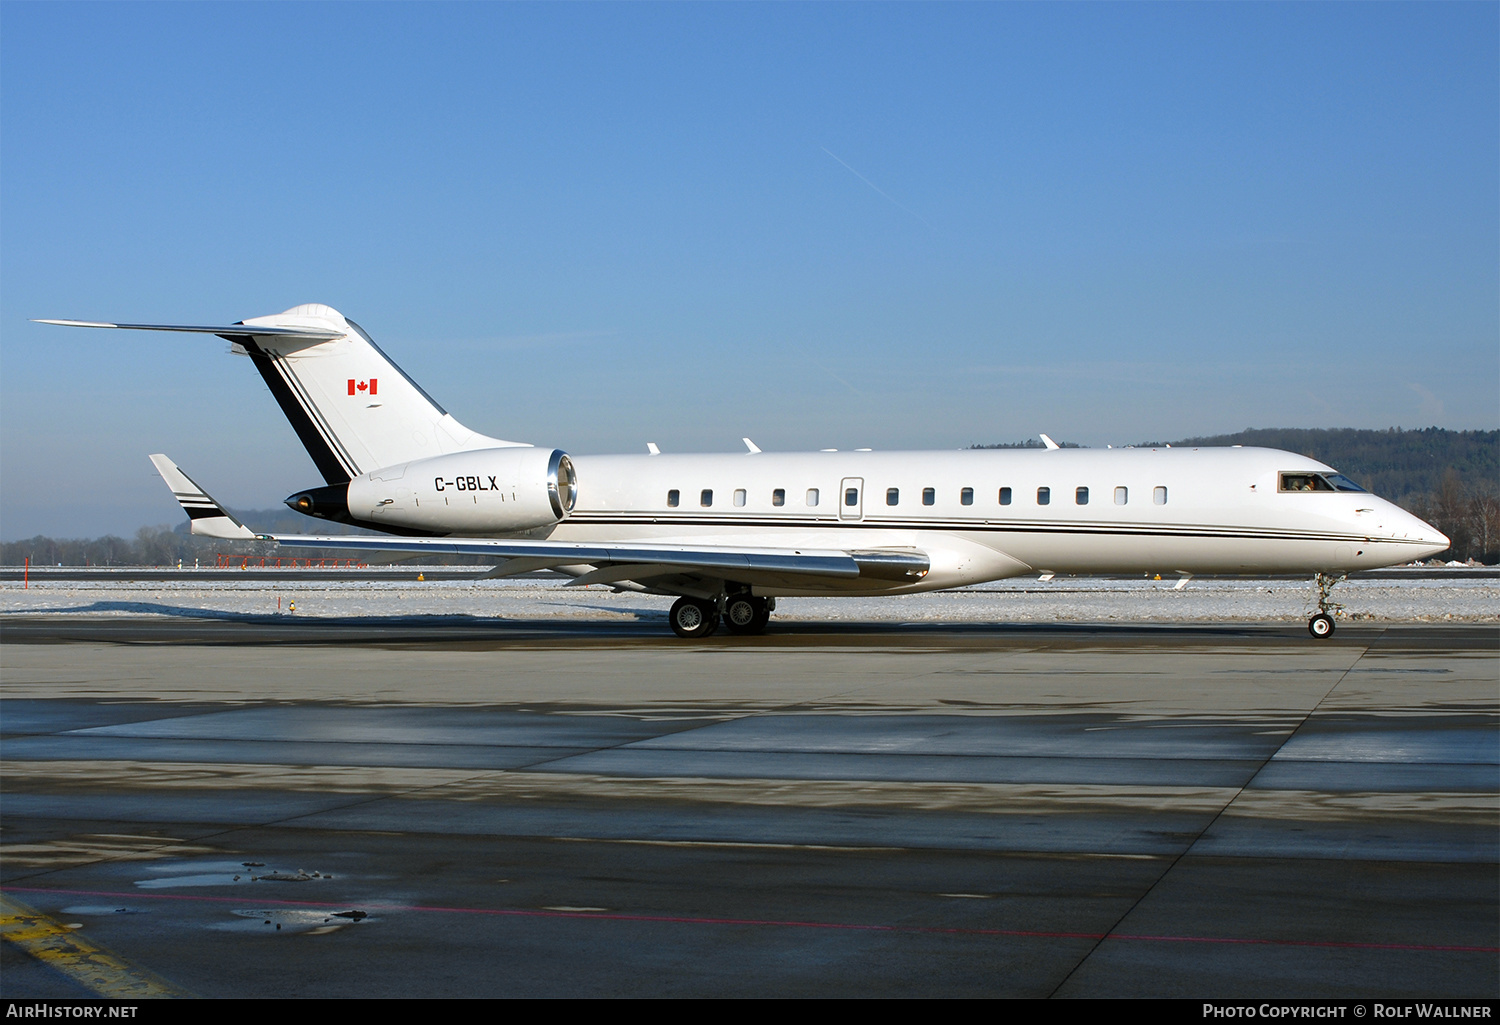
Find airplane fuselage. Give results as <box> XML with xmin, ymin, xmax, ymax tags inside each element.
<box><xmin>500</xmin><ymin>445</ymin><xmax>1440</xmax><ymax>595</ymax></box>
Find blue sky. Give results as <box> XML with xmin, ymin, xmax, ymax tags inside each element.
<box><xmin>2</xmin><ymin>2</ymin><xmax>1496</xmax><ymax>538</ymax></box>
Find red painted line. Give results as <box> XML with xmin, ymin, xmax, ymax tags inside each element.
<box><xmin>7</xmin><ymin>886</ymin><xmax>1495</xmax><ymax>954</ymax></box>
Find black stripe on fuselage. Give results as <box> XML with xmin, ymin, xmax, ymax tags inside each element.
<box><xmin>558</xmin><ymin>513</ymin><xmax>1420</xmax><ymax>546</ymax></box>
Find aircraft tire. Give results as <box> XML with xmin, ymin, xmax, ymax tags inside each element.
<box><xmin>670</xmin><ymin>597</ymin><xmax>718</xmax><ymax>639</ymax></box>
<box><xmin>724</xmin><ymin>596</ymin><xmax>770</xmax><ymax>635</ymax></box>
<box><xmin>1308</xmin><ymin>613</ymin><xmax>1335</xmax><ymax>639</ymax></box>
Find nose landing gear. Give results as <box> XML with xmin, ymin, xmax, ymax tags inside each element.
<box><xmin>1308</xmin><ymin>572</ymin><xmax>1346</xmax><ymax>639</ymax></box>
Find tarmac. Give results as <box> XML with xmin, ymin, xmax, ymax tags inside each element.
<box><xmin>1</xmin><ymin>614</ymin><xmax>1496</xmax><ymax>998</ymax></box>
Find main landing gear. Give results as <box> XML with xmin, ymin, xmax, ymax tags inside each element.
<box><xmin>1308</xmin><ymin>571</ymin><xmax>1345</xmax><ymax>639</ymax></box>
<box><xmin>669</xmin><ymin>594</ymin><xmax>774</xmax><ymax>638</ymax></box>
<box><xmin>724</xmin><ymin>594</ymin><xmax>772</xmax><ymax>635</ymax></box>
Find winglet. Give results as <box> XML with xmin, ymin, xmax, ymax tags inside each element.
<box><xmin>1039</xmin><ymin>434</ymin><xmax>1060</xmax><ymax>451</ymax></box>
<box><xmin>743</xmin><ymin>438</ymin><xmax>762</xmax><ymax>454</ymax></box>
<box><xmin>148</xmin><ymin>454</ymin><xmax>256</xmax><ymax>539</ymax></box>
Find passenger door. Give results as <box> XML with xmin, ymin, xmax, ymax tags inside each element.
<box><xmin>840</xmin><ymin>477</ymin><xmax>864</xmax><ymax>520</ymax></box>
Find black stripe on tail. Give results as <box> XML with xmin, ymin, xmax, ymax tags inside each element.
<box><xmin>230</xmin><ymin>336</ymin><xmax>352</xmax><ymax>485</ymax></box>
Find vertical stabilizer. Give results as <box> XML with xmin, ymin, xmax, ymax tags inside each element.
<box><xmin>233</xmin><ymin>305</ymin><xmax>525</xmax><ymax>483</ymax></box>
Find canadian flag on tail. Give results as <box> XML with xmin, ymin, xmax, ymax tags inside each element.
<box><xmin>347</xmin><ymin>379</ymin><xmax>378</xmax><ymax>396</ymax></box>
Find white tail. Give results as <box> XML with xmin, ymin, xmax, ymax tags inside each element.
<box><xmin>234</xmin><ymin>305</ymin><xmax>525</xmax><ymax>482</ymax></box>
<box><xmin>38</xmin><ymin>304</ymin><xmax>527</xmax><ymax>483</ymax></box>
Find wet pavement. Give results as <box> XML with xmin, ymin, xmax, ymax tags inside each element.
<box><xmin>1</xmin><ymin>617</ymin><xmax>1495</xmax><ymax>997</ymax></box>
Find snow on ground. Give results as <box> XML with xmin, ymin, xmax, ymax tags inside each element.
<box><xmin>1</xmin><ymin>572</ymin><xmax>1494</xmax><ymax>624</ymax></box>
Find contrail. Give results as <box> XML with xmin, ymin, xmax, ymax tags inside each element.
<box><xmin>821</xmin><ymin>147</ymin><xmax>934</xmax><ymax>229</ymax></box>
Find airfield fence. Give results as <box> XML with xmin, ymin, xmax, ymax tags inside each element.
<box><xmin>215</xmin><ymin>554</ymin><xmax>369</xmax><ymax>569</ymax></box>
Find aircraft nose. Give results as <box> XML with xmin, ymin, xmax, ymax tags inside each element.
<box><xmin>1401</xmin><ymin>508</ymin><xmax>1450</xmax><ymax>560</ymax></box>
<box><xmin>1420</xmin><ymin>527</ymin><xmax>1451</xmax><ymax>559</ymax></box>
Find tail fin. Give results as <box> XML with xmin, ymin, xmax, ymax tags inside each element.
<box><xmin>40</xmin><ymin>305</ymin><xmax>526</xmax><ymax>483</ymax></box>
<box><xmin>148</xmin><ymin>454</ymin><xmax>256</xmax><ymax>539</ymax></box>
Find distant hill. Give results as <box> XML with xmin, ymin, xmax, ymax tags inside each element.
<box><xmin>1140</xmin><ymin>428</ymin><xmax>1498</xmax><ymax>505</ymax></box>
<box><xmin>971</xmin><ymin>439</ymin><xmax>1084</xmax><ymax>450</ymax></box>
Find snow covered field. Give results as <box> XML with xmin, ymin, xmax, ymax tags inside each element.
<box><xmin>1</xmin><ymin>571</ymin><xmax>1494</xmax><ymax>624</ymax></box>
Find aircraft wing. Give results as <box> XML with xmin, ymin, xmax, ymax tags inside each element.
<box><xmin>263</xmin><ymin>532</ymin><xmax>930</xmax><ymax>587</ymax></box>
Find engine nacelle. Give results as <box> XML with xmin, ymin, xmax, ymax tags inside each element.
<box><xmin>337</xmin><ymin>448</ymin><xmax>575</xmax><ymax>534</ymax></box>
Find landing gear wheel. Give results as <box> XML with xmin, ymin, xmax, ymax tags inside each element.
<box><xmin>724</xmin><ymin>596</ymin><xmax>771</xmax><ymax>635</ymax></box>
<box><xmin>670</xmin><ymin>597</ymin><xmax>719</xmax><ymax>639</ymax></box>
<box><xmin>1308</xmin><ymin>613</ymin><xmax>1335</xmax><ymax>639</ymax></box>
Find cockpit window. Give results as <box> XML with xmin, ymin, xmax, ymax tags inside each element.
<box><xmin>1280</xmin><ymin>472</ymin><xmax>1366</xmax><ymax>493</ymax></box>
<box><xmin>1280</xmin><ymin>473</ymin><xmax>1332</xmax><ymax>492</ymax></box>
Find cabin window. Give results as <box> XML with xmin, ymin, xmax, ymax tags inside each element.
<box><xmin>887</xmin><ymin>488</ymin><xmax>900</xmax><ymax>506</ymax></box>
<box><xmin>1076</xmin><ymin>487</ymin><xmax>1089</xmax><ymax>505</ymax></box>
<box><xmin>772</xmin><ymin>488</ymin><xmax>785</xmax><ymax>507</ymax></box>
<box><xmin>961</xmin><ymin>487</ymin><xmax>974</xmax><ymax>506</ymax></box>
<box><xmin>845</xmin><ymin>487</ymin><xmax>859</xmax><ymax>507</ymax></box>
<box><xmin>807</xmin><ymin>488</ymin><xmax>819</xmax><ymax>507</ymax></box>
<box><xmin>1114</xmin><ymin>486</ymin><xmax>1127</xmax><ymax>506</ymax></box>
<box><xmin>1154</xmin><ymin>486</ymin><xmax>1167</xmax><ymax>505</ymax></box>
<box><xmin>1037</xmin><ymin>487</ymin><xmax>1051</xmax><ymax>505</ymax></box>
<box><xmin>667</xmin><ymin>489</ymin><xmax>679</xmax><ymax>508</ymax></box>
<box><xmin>701</xmin><ymin>489</ymin><xmax>713</xmax><ymax>507</ymax></box>
<box><xmin>999</xmin><ymin>487</ymin><xmax>1012</xmax><ymax>506</ymax></box>
<box><xmin>733</xmin><ymin>489</ymin><xmax>746</xmax><ymax>507</ymax></box>
<box><xmin>922</xmin><ymin>487</ymin><xmax>935</xmax><ymax>506</ymax></box>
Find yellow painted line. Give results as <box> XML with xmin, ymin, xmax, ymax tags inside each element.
<box><xmin>0</xmin><ymin>893</ymin><xmax>191</xmax><ymax>999</ymax></box>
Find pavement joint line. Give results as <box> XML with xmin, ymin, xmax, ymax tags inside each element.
<box><xmin>500</xmin><ymin>656</ymin><xmax>922</xmax><ymax>774</ymax></box>
<box><xmin>5</xmin><ymin>886</ymin><xmax>1495</xmax><ymax>954</ymax></box>
<box><xmin>0</xmin><ymin>891</ymin><xmax>192</xmax><ymax>998</ymax></box>
<box><xmin>1043</xmin><ymin>629</ymin><xmax>1377</xmax><ymax>997</ymax></box>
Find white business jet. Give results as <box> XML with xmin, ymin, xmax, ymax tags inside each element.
<box><xmin>38</xmin><ymin>304</ymin><xmax>1449</xmax><ymax>638</ymax></box>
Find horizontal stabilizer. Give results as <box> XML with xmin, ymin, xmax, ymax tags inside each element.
<box><xmin>148</xmin><ymin>454</ymin><xmax>256</xmax><ymax>539</ymax></box>
<box><xmin>34</xmin><ymin>319</ymin><xmax>342</xmax><ymax>341</ymax></box>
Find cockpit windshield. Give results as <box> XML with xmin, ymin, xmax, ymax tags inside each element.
<box><xmin>1323</xmin><ymin>473</ymin><xmax>1366</xmax><ymax>492</ymax></box>
<box><xmin>1279</xmin><ymin>472</ymin><xmax>1367</xmax><ymax>493</ymax></box>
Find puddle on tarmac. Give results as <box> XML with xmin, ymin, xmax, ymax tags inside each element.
<box><xmin>62</xmin><ymin>905</ymin><xmax>150</xmax><ymax>915</ymax></box>
<box><xmin>213</xmin><ymin>908</ymin><xmax>374</xmax><ymax>935</ymax></box>
<box><xmin>135</xmin><ymin>859</ymin><xmax>334</xmax><ymax>889</ymax></box>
